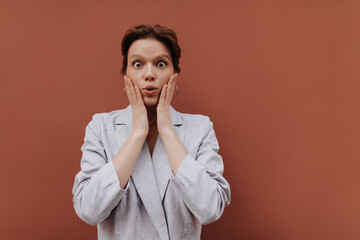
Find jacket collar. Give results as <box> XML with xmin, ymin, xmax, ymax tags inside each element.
<box><xmin>115</xmin><ymin>104</ymin><xmax>183</xmax><ymax>126</ymax></box>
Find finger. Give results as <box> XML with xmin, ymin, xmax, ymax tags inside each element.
<box><xmin>127</xmin><ymin>77</ymin><xmax>138</xmax><ymax>102</ymax></box>
<box><xmin>124</xmin><ymin>76</ymin><xmax>131</xmax><ymax>101</ymax></box>
<box><xmin>123</xmin><ymin>77</ymin><xmax>128</xmax><ymax>99</ymax></box>
<box><xmin>124</xmin><ymin>76</ymin><xmax>133</xmax><ymax>102</ymax></box>
<box><xmin>166</xmin><ymin>75</ymin><xmax>177</xmax><ymax>104</ymax></box>
<box><xmin>163</xmin><ymin>75</ymin><xmax>173</xmax><ymax>102</ymax></box>
<box><xmin>128</xmin><ymin>77</ymin><xmax>137</xmax><ymax>98</ymax></box>
<box><xmin>171</xmin><ymin>74</ymin><xmax>177</xmax><ymax>96</ymax></box>
<box><xmin>134</xmin><ymin>85</ymin><xmax>144</xmax><ymax>105</ymax></box>
<box><xmin>159</xmin><ymin>84</ymin><xmax>167</xmax><ymax>107</ymax></box>
<box><xmin>124</xmin><ymin>76</ymin><xmax>136</xmax><ymax>105</ymax></box>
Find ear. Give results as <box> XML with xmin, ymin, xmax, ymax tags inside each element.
<box><xmin>173</xmin><ymin>73</ymin><xmax>179</xmax><ymax>82</ymax></box>
<box><xmin>172</xmin><ymin>73</ymin><xmax>178</xmax><ymax>79</ymax></box>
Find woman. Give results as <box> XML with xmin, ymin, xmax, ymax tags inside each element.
<box><xmin>72</xmin><ymin>24</ymin><xmax>231</xmax><ymax>240</ymax></box>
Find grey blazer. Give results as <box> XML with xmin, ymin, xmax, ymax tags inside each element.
<box><xmin>72</xmin><ymin>105</ymin><xmax>231</xmax><ymax>240</ymax></box>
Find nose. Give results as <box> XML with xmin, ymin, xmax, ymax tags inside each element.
<box><xmin>144</xmin><ymin>64</ymin><xmax>155</xmax><ymax>81</ymax></box>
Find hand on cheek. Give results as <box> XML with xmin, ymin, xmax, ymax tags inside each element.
<box><xmin>157</xmin><ymin>73</ymin><xmax>178</xmax><ymax>135</ymax></box>
<box><xmin>124</xmin><ymin>76</ymin><xmax>149</xmax><ymax>137</ymax></box>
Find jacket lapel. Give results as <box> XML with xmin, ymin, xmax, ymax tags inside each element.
<box><xmin>115</xmin><ymin>105</ymin><xmax>185</xmax><ymax>202</ymax></box>
<box><xmin>131</xmin><ymin>143</ymin><xmax>169</xmax><ymax>240</ymax></box>
<box><xmin>113</xmin><ymin>105</ymin><xmax>185</xmax><ymax>240</ymax></box>
<box><xmin>152</xmin><ymin>106</ymin><xmax>185</xmax><ymax>201</ymax></box>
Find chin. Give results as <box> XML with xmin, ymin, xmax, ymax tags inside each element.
<box><xmin>143</xmin><ymin>97</ymin><xmax>159</xmax><ymax>107</ymax></box>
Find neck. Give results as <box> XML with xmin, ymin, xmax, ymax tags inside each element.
<box><xmin>146</xmin><ymin>105</ymin><xmax>157</xmax><ymax>125</ymax></box>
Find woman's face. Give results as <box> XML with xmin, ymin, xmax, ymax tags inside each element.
<box><xmin>125</xmin><ymin>38</ymin><xmax>175</xmax><ymax>107</ymax></box>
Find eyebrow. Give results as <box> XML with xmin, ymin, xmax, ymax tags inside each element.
<box><xmin>129</xmin><ymin>54</ymin><xmax>170</xmax><ymax>60</ymax></box>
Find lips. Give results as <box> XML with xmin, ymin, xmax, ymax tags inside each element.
<box><xmin>142</xmin><ymin>85</ymin><xmax>158</xmax><ymax>91</ymax></box>
<box><xmin>142</xmin><ymin>85</ymin><xmax>158</xmax><ymax>95</ymax></box>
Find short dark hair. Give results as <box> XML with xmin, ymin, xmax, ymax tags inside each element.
<box><xmin>121</xmin><ymin>24</ymin><xmax>181</xmax><ymax>75</ymax></box>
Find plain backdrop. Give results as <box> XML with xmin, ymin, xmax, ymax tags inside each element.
<box><xmin>1</xmin><ymin>0</ymin><xmax>360</xmax><ymax>239</ymax></box>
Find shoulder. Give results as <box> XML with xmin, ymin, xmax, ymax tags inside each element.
<box><xmin>171</xmin><ymin>106</ymin><xmax>209</xmax><ymax>123</ymax></box>
<box><xmin>93</xmin><ymin>105</ymin><xmax>131</xmax><ymax>122</ymax></box>
<box><xmin>175</xmin><ymin>109</ymin><xmax>214</xmax><ymax>133</ymax></box>
<box><xmin>92</xmin><ymin>109</ymin><xmax>125</xmax><ymax>122</ymax></box>
<box><xmin>86</xmin><ymin>106</ymin><xmax>131</xmax><ymax>130</ymax></box>
<box><xmin>180</xmin><ymin>112</ymin><xmax>211</xmax><ymax>124</ymax></box>
<box><xmin>176</xmin><ymin>110</ymin><xmax>220</xmax><ymax>147</ymax></box>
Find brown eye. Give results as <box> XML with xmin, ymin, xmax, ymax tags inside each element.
<box><xmin>157</xmin><ymin>61</ymin><xmax>167</xmax><ymax>68</ymax></box>
<box><xmin>133</xmin><ymin>61</ymin><xmax>142</xmax><ymax>68</ymax></box>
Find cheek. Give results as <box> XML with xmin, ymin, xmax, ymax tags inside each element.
<box><xmin>161</xmin><ymin>74</ymin><xmax>172</xmax><ymax>85</ymax></box>
<box><xmin>133</xmin><ymin>81</ymin><xmax>141</xmax><ymax>89</ymax></box>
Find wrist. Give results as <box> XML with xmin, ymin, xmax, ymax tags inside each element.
<box><xmin>130</xmin><ymin>130</ymin><xmax>147</xmax><ymax>141</ymax></box>
<box><xmin>159</xmin><ymin>128</ymin><xmax>175</xmax><ymax>138</ymax></box>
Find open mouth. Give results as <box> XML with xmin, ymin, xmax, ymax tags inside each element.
<box><xmin>143</xmin><ymin>88</ymin><xmax>157</xmax><ymax>95</ymax></box>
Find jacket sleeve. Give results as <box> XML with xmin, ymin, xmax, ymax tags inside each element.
<box><xmin>72</xmin><ymin>114</ymin><xmax>129</xmax><ymax>226</ymax></box>
<box><xmin>170</xmin><ymin>117</ymin><xmax>231</xmax><ymax>225</ymax></box>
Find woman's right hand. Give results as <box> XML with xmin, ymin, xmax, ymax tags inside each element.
<box><xmin>124</xmin><ymin>76</ymin><xmax>149</xmax><ymax>138</ymax></box>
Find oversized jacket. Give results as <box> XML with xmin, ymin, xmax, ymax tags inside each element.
<box><xmin>72</xmin><ymin>105</ymin><xmax>231</xmax><ymax>240</ymax></box>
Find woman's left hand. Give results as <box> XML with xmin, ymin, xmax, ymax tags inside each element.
<box><xmin>157</xmin><ymin>73</ymin><xmax>178</xmax><ymax>136</ymax></box>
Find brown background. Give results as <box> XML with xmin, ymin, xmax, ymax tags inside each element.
<box><xmin>1</xmin><ymin>0</ymin><xmax>360</xmax><ymax>239</ymax></box>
